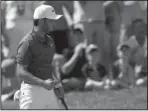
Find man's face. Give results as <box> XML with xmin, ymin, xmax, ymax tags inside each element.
<box><xmin>120</xmin><ymin>47</ymin><xmax>130</xmax><ymax>59</ymax></box>
<box><xmin>39</xmin><ymin>18</ymin><xmax>56</xmax><ymax>34</ymax></box>
<box><xmin>105</xmin><ymin>3</ymin><xmax>122</xmax><ymax>33</ymax></box>
<box><xmin>17</xmin><ymin>1</ymin><xmax>25</xmax><ymax>16</ymax></box>
<box><xmin>74</xmin><ymin>30</ymin><xmax>84</xmax><ymax>45</ymax></box>
<box><xmin>88</xmin><ymin>51</ymin><xmax>100</xmax><ymax>64</ymax></box>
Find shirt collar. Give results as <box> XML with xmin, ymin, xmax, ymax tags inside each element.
<box><xmin>31</xmin><ymin>29</ymin><xmax>52</xmax><ymax>44</ymax></box>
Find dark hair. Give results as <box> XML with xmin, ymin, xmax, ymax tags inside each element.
<box><xmin>33</xmin><ymin>19</ymin><xmax>39</xmax><ymax>26</ymax></box>
<box><xmin>73</xmin><ymin>28</ymin><xmax>83</xmax><ymax>35</ymax></box>
<box><xmin>120</xmin><ymin>44</ymin><xmax>130</xmax><ymax>51</ymax></box>
<box><xmin>104</xmin><ymin>2</ymin><xmax>122</xmax><ymax>27</ymax></box>
<box><xmin>89</xmin><ymin>48</ymin><xmax>99</xmax><ymax>54</ymax></box>
<box><xmin>105</xmin><ymin>16</ymin><xmax>114</xmax><ymax>26</ymax></box>
<box><xmin>132</xmin><ymin>19</ymin><xmax>144</xmax><ymax>27</ymax></box>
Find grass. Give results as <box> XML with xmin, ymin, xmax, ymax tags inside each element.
<box><xmin>65</xmin><ymin>86</ymin><xmax>147</xmax><ymax>109</ymax></box>
<box><xmin>1</xmin><ymin>86</ymin><xmax>147</xmax><ymax>109</ymax></box>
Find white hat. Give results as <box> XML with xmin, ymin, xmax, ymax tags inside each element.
<box><xmin>33</xmin><ymin>4</ymin><xmax>63</xmax><ymax>20</ymax></box>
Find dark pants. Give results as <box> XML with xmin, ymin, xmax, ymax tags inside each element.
<box><xmin>62</xmin><ymin>77</ymin><xmax>86</xmax><ymax>92</ymax></box>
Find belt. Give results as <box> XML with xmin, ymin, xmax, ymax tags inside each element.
<box><xmin>22</xmin><ymin>80</ymin><xmax>62</xmax><ymax>89</ymax></box>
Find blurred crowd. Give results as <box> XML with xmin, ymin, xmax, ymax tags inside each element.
<box><xmin>1</xmin><ymin>1</ymin><xmax>147</xmax><ymax>97</ymax></box>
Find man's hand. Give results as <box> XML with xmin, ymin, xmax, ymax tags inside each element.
<box><xmin>74</xmin><ymin>43</ymin><xmax>86</xmax><ymax>57</ymax></box>
<box><xmin>42</xmin><ymin>79</ymin><xmax>60</xmax><ymax>90</ymax></box>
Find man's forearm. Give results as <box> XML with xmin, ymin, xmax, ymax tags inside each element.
<box><xmin>19</xmin><ymin>71</ymin><xmax>44</xmax><ymax>86</ymax></box>
<box><xmin>61</xmin><ymin>53</ymin><xmax>79</xmax><ymax>74</ymax></box>
<box><xmin>17</xmin><ymin>65</ymin><xmax>44</xmax><ymax>87</ymax></box>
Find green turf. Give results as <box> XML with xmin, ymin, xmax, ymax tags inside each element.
<box><xmin>1</xmin><ymin>86</ymin><xmax>147</xmax><ymax>109</ymax></box>
<box><xmin>65</xmin><ymin>87</ymin><xmax>147</xmax><ymax>109</ymax></box>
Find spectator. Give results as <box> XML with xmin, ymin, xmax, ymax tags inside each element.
<box><xmin>122</xmin><ymin>1</ymin><xmax>147</xmax><ymax>26</ymax></box>
<box><xmin>52</xmin><ymin>23</ymin><xmax>85</xmax><ymax>80</ymax></box>
<box><xmin>1</xmin><ymin>57</ymin><xmax>20</xmax><ymax>94</ymax></box>
<box><xmin>1</xmin><ymin>55</ymin><xmax>20</xmax><ymax>95</ymax></box>
<box><xmin>80</xmin><ymin>1</ymin><xmax>111</xmax><ymax>72</ymax></box>
<box><xmin>82</xmin><ymin>44</ymin><xmax>107</xmax><ymax>90</ymax></box>
<box><xmin>4</xmin><ymin>1</ymin><xmax>41</xmax><ymax>57</ymax></box>
<box><xmin>111</xmin><ymin>44</ymin><xmax>135</xmax><ymax>88</ymax></box>
<box><xmin>1</xmin><ymin>37</ymin><xmax>20</xmax><ymax>93</ymax></box>
<box><xmin>125</xmin><ymin>19</ymin><xmax>147</xmax><ymax>68</ymax></box>
<box><xmin>71</xmin><ymin>24</ymin><xmax>85</xmax><ymax>47</ymax></box>
<box><xmin>104</xmin><ymin>1</ymin><xmax>124</xmax><ymax>80</ymax></box>
<box><xmin>114</xmin><ymin>19</ymin><xmax>147</xmax><ymax>88</ymax></box>
<box><xmin>58</xmin><ymin>26</ymin><xmax>87</xmax><ymax>91</ymax></box>
<box><xmin>60</xmin><ymin>42</ymin><xmax>87</xmax><ymax>91</ymax></box>
<box><xmin>1</xmin><ymin>35</ymin><xmax>20</xmax><ymax>94</ymax></box>
<box><xmin>135</xmin><ymin>37</ymin><xmax>147</xmax><ymax>86</ymax></box>
<box><xmin>135</xmin><ymin>63</ymin><xmax>147</xmax><ymax>86</ymax></box>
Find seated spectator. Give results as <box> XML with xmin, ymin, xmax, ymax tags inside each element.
<box><xmin>135</xmin><ymin>64</ymin><xmax>147</xmax><ymax>86</ymax></box>
<box><xmin>1</xmin><ymin>36</ymin><xmax>20</xmax><ymax>94</ymax></box>
<box><xmin>120</xmin><ymin>19</ymin><xmax>147</xmax><ymax>87</ymax></box>
<box><xmin>111</xmin><ymin>44</ymin><xmax>135</xmax><ymax>89</ymax></box>
<box><xmin>126</xmin><ymin>19</ymin><xmax>147</xmax><ymax>56</ymax></box>
<box><xmin>135</xmin><ymin>46</ymin><xmax>147</xmax><ymax>86</ymax></box>
<box><xmin>1</xmin><ymin>57</ymin><xmax>20</xmax><ymax>94</ymax></box>
<box><xmin>82</xmin><ymin>44</ymin><xmax>107</xmax><ymax>90</ymax></box>
<box><xmin>60</xmin><ymin>43</ymin><xmax>87</xmax><ymax>91</ymax></box>
<box><xmin>53</xmin><ymin>25</ymin><xmax>87</xmax><ymax>91</ymax></box>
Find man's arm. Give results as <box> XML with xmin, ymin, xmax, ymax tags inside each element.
<box><xmin>16</xmin><ymin>41</ymin><xmax>59</xmax><ymax>90</ymax></box>
<box><xmin>17</xmin><ymin>64</ymin><xmax>44</xmax><ymax>86</ymax></box>
<box><xmin>17</xmin><ymin>64</ymin><xmax>59</xmax><ymax>90</ymax></box>
<box><xmin>61</xmin><ymin>52</ymin><xmax>79</xmax><ymax>74</ymax></box>
<box><xmin>16</xmin><ymin>41</ymin><xmax>44</xmax><ymax>86</ymax></box>
<box><xmin>61</xmin><ymin>43</ymin><xmax>85</xmax><ymax>74</ymax></box>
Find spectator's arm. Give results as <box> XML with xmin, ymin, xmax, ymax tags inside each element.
<box><xmin>61</xmin><ymin>43</ymin><xmax>85</xmax><ymax>75</ymax></box>
<box><xmin>52</xmin><ymin>54</ymin><xmax>65</xmax><ymax>81</ymax></box>
<box><xmin>62</xmin><ymin>5</ymin><xmax>73</xmax><ymax>27</ymax></box>
<box><xmin>61</xmin><ymin>52</ymin><xmax>79</xmax><ymax>75</ymax></box>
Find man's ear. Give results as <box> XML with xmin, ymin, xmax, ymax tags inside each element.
<box><xmin>38</xmin><ymin>19</ymin><xmax>45</xmax><ymax>27</ymax></box>
<box><xmin>38</xmin><ymin>19</ymin><xmax>42</xmax><ymax>26</ymax></box>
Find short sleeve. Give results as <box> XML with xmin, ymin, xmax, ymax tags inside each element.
<box><xmin>16</xmin><ymin>41</ymin><xmax>32</xmax><ymax>68</ymax></box>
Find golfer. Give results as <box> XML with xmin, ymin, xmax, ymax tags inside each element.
<box><xmin>16</xmin><ymin>4</ymin><xmax>67</xmax><ymax>109</ymax></box>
